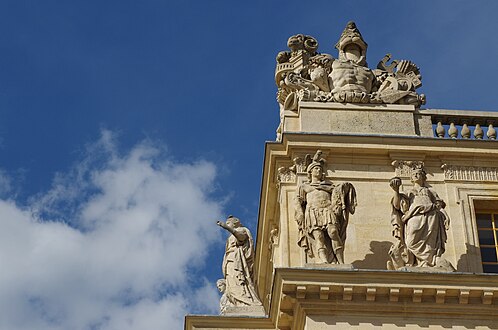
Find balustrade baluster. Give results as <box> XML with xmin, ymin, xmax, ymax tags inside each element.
<box><xmin>435</xmin><ymin>122</ymin><xmax>445</xmax><ymax>138</ymax></box>
<box><xmin>448</xmin><ymin>122</ymin><xmax>458</xmax><ymax>138</ymax></box>
<box><xmin>461</xmin><ymin>123</ymin><xmax>470</xmax><ymax>138</ymax></box>
<box><xmin>488</xmin><ymin>124</ymin><xmax>497</xmax><ymax>140</ymax></box>
<box><xmin>474</xmin><ymin>124</ymin><xmax>484</xmax><ymax>139</ymax></box>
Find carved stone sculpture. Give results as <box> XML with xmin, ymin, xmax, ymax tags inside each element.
<box><xmin>216</xmin><ymin>279</ymin><xmax>229</xmax><ymax>314</ymax></box>
<box><xmin>294</xmin><ymin>150</ymin><xmax>357</xmax><ymax>264</ymax></box>
<box><xmin>275</xmin><ymin>21</ymin><xmax>426</xmax><ymax>110</ymax></box>
<box><xmin>217</xmin><ymin>216</ymin><xmax>262</xmax><ymax>311</ymax></box>
<box><xmin>387</xmin><ymin>163</ymin><xmax>454</xmax><ymax>271</ymax></box>
<box><xmin>330</xmin><ymin>21</ymin><xmax>375</xmax><ymax>102</ymax></box>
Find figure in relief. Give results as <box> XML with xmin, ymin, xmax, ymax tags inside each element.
<box><xmin>329</xmin><ymin>21</ymin><xmax>375</xmax><ymax>103</ymax></box>
<box><xmin>274</xmin><ymin>21</ymin><xmax>426</xmax><ymax>112</ymax></box>
<box><xmin>216</xmin><ymin>279</ymin><xmax>229</xmax><ymax>314</ymax></box>
<box><xmin>294</xmin><ymin>150</ymin><xmax>357</xmax><ymax>264</ymax></box>
<box><xmin>388</xmin><ymin>163</ymin><xmax>454</xmax><ymax>271</ymax></box>
<box><xmin>217</xmin><ymin>215</ymin><xmax>262</xmax><ymax>310</ymax></box>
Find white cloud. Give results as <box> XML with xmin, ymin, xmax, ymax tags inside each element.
<box><xmin>0</xmin><ymin>131</ymin><xmax>224</xmax><ymax>330</ymax></box>
<box><xmin>0</xmin><ymin>169</ymin><xmax>11</xmax><ymax>196</ymax></box>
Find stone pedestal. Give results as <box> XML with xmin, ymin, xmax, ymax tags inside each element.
<box><xmin>221</xmin><ymin>305</ymin><xmax>266</xmax><ymax>317</ymax></box>
<box><xmin>283</xmin><ymin>102</ymin><xmax>434</xmax><ymax>137</ymax></box>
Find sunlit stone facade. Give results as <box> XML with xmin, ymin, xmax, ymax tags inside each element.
<box><xmin>185</xmin><ymin>22</ymin><xmax>498</xmax><ymax>330</ymax></box>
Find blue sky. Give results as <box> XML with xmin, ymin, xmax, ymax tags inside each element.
<box><xmin>0</xmin><ymin>1</ymin><xmax>497</xmax><ymax>329</ymax></box>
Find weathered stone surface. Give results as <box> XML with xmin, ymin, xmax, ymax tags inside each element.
<box><xmin>221</xmin><ymin>305</ymin><xmax>266</xmax><ymax>317</ymax></box>
<box><xmin>303</xmin><ymin>263</ymin><xmax>355</xmax><ymax>270</ymax></box>
<box><xmin>297</xmin><ymin>103</ymin><xmax>420</xmax><ymax>136</ymax></box>
<box><xmin>187</xmin><ymin>20</ymin><xmax>498</xmax><ymax>330</ymax></box>
<box><xmin>387</xmin><ymin>162</ymin><xmax>454</xmax><ymax>271</ymax></box>
<box><xmin>294</xmin><ymin>150</ymin><xmax>357</xmax><ymax>264</ymax></box>
<box><xmin>217</xmin><ymin>216</ymin><xmax>262</xmax><ymax>314</ymax></box>
<box><xmin>275</xmin><ymin>21</ymin><xmax>425</xmax><ymax>111</ymax></box>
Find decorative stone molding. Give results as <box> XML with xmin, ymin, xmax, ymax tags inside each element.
<box><xmin>441</xmin><ymin>164</ymin><xmax>498</xmax><ymax>181</ymax></box>
<box><xmin>290</xmin><ymin>157</ymin><xmax>307</xmax><ymax>173</ymax></box>
<box><xmin>275</xmin><ymin>268</ymin><xmax>498</xmax><ymax>310</ymax></box>
<box><xmin>268</xmin><ymin>224</ymin><xmax>279</xmax><ymax>262</ymax></box>
<box><xmin>276</xmin><ymin>166</ymin><xmax>296</xmax><ymax>184</ymax></box>
<box><xmin>269</xmin><ymin>225</ymin><xmax>279</xmax><ymax>249</ymax></box>
<box><xmin>276</xmin><ymin>157</ymin><xmax>309</xmax><ymax>186</ymax></box>
<box><xmin>391</xmin><ymin>160</ymin><xmax>425</xmax><ymax>177</ymax></box>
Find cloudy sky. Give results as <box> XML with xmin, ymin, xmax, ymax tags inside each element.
<box><xmin>0</xmin><ymin>1</ymin><xmax>497</xmax><ymax>329</ymax></box>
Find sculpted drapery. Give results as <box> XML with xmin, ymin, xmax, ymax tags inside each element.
<box><xmin>217</xmin><ymin>216</ymin><xmax>261</xmax><ymax>311</ymax></box>
<box><xmin>388</xmin><ymin>164</ymin><xmax>452</xmax><ymax>270</ymax></box>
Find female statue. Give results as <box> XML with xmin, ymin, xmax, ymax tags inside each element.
<box><xmin>217</xmin><ymin>216</ymin><xmax>262</xmax><ymax>308</ymax></box>
<box><xmin>388</xmin><ymin>164</ymin><xmax>452</xmax><ymax>270</ymax></box>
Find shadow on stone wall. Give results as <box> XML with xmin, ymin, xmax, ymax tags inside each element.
<box><xmin>456</xmin><ymin>242</ymin><xmax>480</xmax><ymax>272</ymax></box>
<box><xmin>351</xmin><ymin>241</ymin><xmax>392</xmax><ymax>270</ymax></box>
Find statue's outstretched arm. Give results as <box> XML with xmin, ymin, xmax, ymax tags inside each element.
<box><xmin>216</xmin><ymin>221</ymin><xmax>248</xmax><ymax>242</ymax></box>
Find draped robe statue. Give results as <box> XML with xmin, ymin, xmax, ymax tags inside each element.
<box><xmin>388</xmin><ymin>166</ymin><xmax>454</xmax><ymax>271</ymax></box>
<box><xmin>217</xmin><ymin>216</ymin><xmax>262</xmax><ymax>312</ymax></box>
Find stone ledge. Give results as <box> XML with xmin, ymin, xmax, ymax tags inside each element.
<box><xmin>298</xmin><ymin>101</ymin><xmax>416</xmax><ymax>112</ymax></box>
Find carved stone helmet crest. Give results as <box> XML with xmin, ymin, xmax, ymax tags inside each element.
<box><xmin>335</xmin><ymin>21</ymin><xmax>368</xmax><ymax>66</ymax></box>
<box><xmin>305</xmin><ymin>150</ymin><xmax>326</xmax><ymax>176</ymax></box>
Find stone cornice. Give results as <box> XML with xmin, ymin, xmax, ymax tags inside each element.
<box><xmin>298</xmin><ymin>102</ymin><xmax>416</xmax><ymax>112</ymax></box>
<box><xmin>186</xmin><ymin>268</ymin><xmax>498</xmax><ymax>329</ymax></box>
<box><xmin>270</xmin><ymin>268</ymin><xmax>498</xmax><ymax>329</ymax></box>
<box><xmin>280</xmin><ymin>133</ymin><xmax>498</xmax><ymax>158</ymax></box>
<box><xmin>422</xmin><ymin>108</ymin><xmax>498</xmax><ymax>125</ymax></box>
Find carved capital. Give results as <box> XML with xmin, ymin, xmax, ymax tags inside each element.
<box><xmin>391</xmin><ymin>160</ymin><xmax>425</xmax><ymax>177</ymax></box>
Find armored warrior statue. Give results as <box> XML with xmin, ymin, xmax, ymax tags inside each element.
<box><xmin>294</xmin><ymin>150</ymin><xmax>357</xmax><ymax>264</ymax></box>
<box><xmin>388</xmin><ymin>163</ymin><xmax>454</xmax><ymax>271</ymax></box>
<box><xmin>216</xmin><ymin>216</ymin><xmax>262</xmax><ymax>312</ymax></box>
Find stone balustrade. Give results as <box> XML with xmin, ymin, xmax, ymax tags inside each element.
<box><xmin>422</xmin><ymin>109</ymin><xmax>498</xmax><ymax>140</ymax></box>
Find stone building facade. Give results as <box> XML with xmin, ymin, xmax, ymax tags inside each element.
<box><xmin>185</xmin><ymin>22</ymin><xmax>498</xmax><ymax>330</ymax></box>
